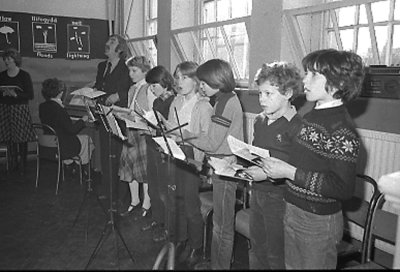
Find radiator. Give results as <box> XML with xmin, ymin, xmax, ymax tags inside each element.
<box><xmin>244</xmin><ymin>112</ymin><xmax>400</xmax><ymax>253</ymax></box>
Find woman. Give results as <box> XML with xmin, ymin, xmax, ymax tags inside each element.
<box><xmin>0</xmin><ymin>48</ymin><xmax>36</xmax><ymax>175</ymax></box>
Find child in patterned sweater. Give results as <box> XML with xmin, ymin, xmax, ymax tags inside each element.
<box><xmin>261</xmin><ymin>49</ymin><xmax>365</xmax><ymax>269</ymax></box>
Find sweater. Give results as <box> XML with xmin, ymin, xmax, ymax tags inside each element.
<box><xmin>285</xmin><ymin>105</ymin><xmax>360</xmax><ymax>215</ymax></box>
<box><xmin>0</xmin><ymin>69</ymin><xmax>34</xmax><ymax>105</ymax></box>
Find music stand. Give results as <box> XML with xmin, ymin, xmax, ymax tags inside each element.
<box><xmin>71</xmin><ymin>100</ymin><xmax>107</xmax><ymax>243</ymax></box>
<box><xmin>85</xmin><ymin>103</ymin><xmax>134</xmax><ymax>269</ymax></box>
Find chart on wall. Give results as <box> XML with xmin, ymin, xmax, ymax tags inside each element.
<box><xmin>0</xmin><ymin>11</ymin><xmax>109</xmax><ymax>60</ymax></box>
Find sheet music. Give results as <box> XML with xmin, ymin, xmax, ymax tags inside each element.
<box><xmin>208</xmin><ymin>157</ymin><xmax>253</xmax><ymax>181</ymax></box>
<box><xmin>153</xmin><ymin>136</ymin><xmax>186</xmax><ymax>161</ymax></box>
<box><xmin>227</xmin><ymin>135</ymin><xmax>270</xmax><ymax>167</ymax></box>
<box><xmin>0</xmin><ymin>85</ymin><xmax>23</xmax><ymax>97</ymax></box>
<box><xmin>114</xmin><ymin>112</ymin><xmax>149</xmax><ymax>130</ymax></box>
<box><xmin>99</xmin><ymin>105</ymin><xmax>127</xmax><ymax>141</ymax></box>
<box><xmin>71</xmin><ymin>87</ymin><xmax>106</xmax><ymax>99</ymax></box>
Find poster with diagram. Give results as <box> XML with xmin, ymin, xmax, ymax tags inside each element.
<box><xmin>0</xmin><ymin>21</ymin><xmax>20</xmax><ymax>52</ymax></box>
<box><xmin>67</xmin><ymin>23</ymin><xmax>90</xmax><ymax>60</ymax></box>
<box><xmin>32</xmin><ymin>22</ymin><xmax>57</xmax><ymax>53</ymax></box>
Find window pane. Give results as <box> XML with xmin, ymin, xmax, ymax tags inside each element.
<box><xmin>375</xmin><ymin>25</ymin><xmax>388</xmax><ymax>63</ymax></box>
<box><xmin>395</xmin><ymin>0</ymin><xmax>400</xmax><ymax>20</ymax></box>
<box><xmin>371</xmin><ymin>1</ymin><xmax>389</xmax><ymax>22</ymax></box>
<box><xmin>359</xmin><ymin>4</ymin><xmax>367</xmax><ymax>24</ymax></box>
<box><xmin>148</xmin><ymin>21</ymin><xmax>157</xmax><ymax>35</ymax></box>
<box><xmin>203</xmin><ymin>1</ymin><xmax>216</xmax><ymax>23</ymax></box>
<box><xmin>217</xmin><ymin>0</ymin><xmax>230</xmax><ymax>21</ymax></box>
<box><xmin>336</xmin><ymin>6</ymin><xmax>356</xmax><ymax>27</ymax></box>
<box><xmin>149</xmin><ymin>0</ymin><xmax>158</xmax><ymax>20</ymax></box>
<box><xmin>356</xmin><ymin>27</ymin><xmax>373</xmax><ymax>65</ymax></box>
<box><xmin>327</xmin><ymin>31</ymin><xmax>339</xmax><ymax>50</ymax></box>
<box><xmin>392</xmin><ymin>25</ymin><xmax>400</xmax><ymax>65</ymax></box>
<box><xmin>231</xmin><ymin>0</ymin><xmax>252</xmax><ymax>18</ymax></box>
<box><xmin>340</xmin><ymin>29</ymin><xmax>354</xmax><ymax>51</ymax></box>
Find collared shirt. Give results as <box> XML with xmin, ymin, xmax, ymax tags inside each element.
<box><xmin>265</xmin><ymin>105</ymin><xmax>297</xmax><ymax>125</ymax></box>
<box><xmin>171</xmin><ymin>93</ymin><xmax>199</xmax><ymax>130</ymax></box>
<box><xmin>315</xmin><ymin>99</ymin><xmax>343</xmax><ymax>109</ymax></box>
<box><xmin>50</xmin><ymin>97</ymin><xmax>64</xmax><ymax>108</ymax></box>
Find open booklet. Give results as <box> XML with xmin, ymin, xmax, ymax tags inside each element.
<box><xmin>208</xmin><ymin>157</ymin><xmax>253</xmax><ymax>182</ymax></box>
<box><xmin>71</xmin><ymin>87</ymin><xmax>106</xmax><ymax>99</ymax></box>
<box><xmin>113</xmin><ymin>108</ymin><xmax>160</xmax><ymax>130</ymax></box>
<box><xmin>0</xmin><ymin>85</ymin><xmax>23</xmax><ymax>96</ymax></box>
<box><xmin>227</xmin><ymin>135</ymin><xmax>270</xmax><ymax>168</ymax></box>
<box><xmin>152</xmin><ymin>136</ymin><xmax>186</xmax><ymax>161</ymax></box>
<box><xmin>98</xmin><ymin>104</ymin><xmax>127</xmax><ymax>141</ymax></box>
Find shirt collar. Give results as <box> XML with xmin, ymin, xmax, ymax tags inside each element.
<box><xmin>315</xmin><ymin>99</ymin><xmax>343</xmax><ymax>109</ymax></box>
<box><xmin>50</xmin><ymin>97</ymin><xmax>64</xmax><ymax>108</ymax></box>
<box><xmin>264</xmin><ymin>105</ymin><xmax>297</xmax><ymax>124</ymax></box>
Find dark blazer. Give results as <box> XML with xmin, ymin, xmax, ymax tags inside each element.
<box><xmin>94</xmin><ymin>58</ymin><xmax>131</xmax><ymax>107</ymax></box>
<box><xmin>39</xmin><ymin>100</ymin><xmax>85</xmax><ymax>159</ymax></box>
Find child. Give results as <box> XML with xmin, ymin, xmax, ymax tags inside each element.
<box><xmin>141</xmin><ymin>65</ymin><xmax>176</xmax><ymax>243</ymax></box>
<box><xmin>261</xmin><ymin>49</ymin><xmax>365</xmax><ymax>269</ymax></box>
<box><xmin>166</xmin><ymin>61</ymin><xmax>213</xmax><ymax>267</ymax></box>
<box><xmin>169</xmin><ymin>59</ymin><xmax>244</xmax><ymax>269</ymax></box>
<box><xmin>244</xmin><ymin>62</ymin><xmax>303</xmax><ymax>269</ymax></box>
<box><xmin>117</xmin><ymin>56</ymin><xmax>156</xmax><ymax>218</ymax></box>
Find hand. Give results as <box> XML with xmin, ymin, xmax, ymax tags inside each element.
<box><xmin>4</xmin><ymin>88</ymin><xmax>17</xmax><ymax>97</ymax></box>
<box><xmin>244</xmin><ymin>165</ymin><xmax>268</xmax><ymax>182</ymax></box>
<box><xmin>81</xmin><ymin>115</ymin><xmax>89</xmax><ymax>123</ymax></box>
<box><xmin>105</xmin><ymin>93</ymin><xmax>119</xmax><ymax>105</ymax></box>
<box><xmin>261</xmin><ymin>157</ymin><xmax>296</xmax><ymax>180</ymax></box>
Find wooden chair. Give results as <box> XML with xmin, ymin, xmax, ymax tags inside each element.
<box><xmin>338</xmin><ymin>174</ymin><xmax>381</xmax><ymax>267</ymax></box>
<box><xmin>32</xmin><ymin>123</ymin><xmax>82</xmax><ymax>195</ymax></box>
<box><xmin>345</xmin><ymin>193</ymin><xmax>398</xmax><ymax>269</ymax></box>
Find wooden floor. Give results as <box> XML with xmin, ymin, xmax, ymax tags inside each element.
<box><xmin>0</xmin><ymin>159</ymin><xmax>249</xmax><ymax>270</ymax></box>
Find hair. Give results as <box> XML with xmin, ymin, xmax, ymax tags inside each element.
<box><xmin>109</xmin><ymin>34</ymin><xmax>129</xmax><ymax>59</ymax></box>
<box><xmin>41</xmin><ymin>78</ymin><xmax>66</xmax><ymax>101</ymax></box>
<box><xmin>254</xmin><ymin>61</ymin><xmax>303</xmax><ymax>101</ymax></box>
<box><xmin>174</xmin><ymin>61</ymin><xmax>200</xmax><ymax>91</ymax></box>
<box><xmin>125</xmin><ymin>55</ymin><xmax>152</xmax><ymax>73</ymax></box>
<box><xmin>2</xmin><ymin>48</ymin><xmax>22</xmax><ymax>67</ymax></box>
<box><xmin>196</xmin><ymin>59</ymin><xmax>236</xmax><ymax>93</ymax></box>
<box><xmin>145</xmin><ymin>65</ymin><xmax>175</xmax><ymax>92</ymax></box>
<box><xmin>302</xmin><ymin>49</ymin><xmax>365</xmax><ymax>102</ymax></box>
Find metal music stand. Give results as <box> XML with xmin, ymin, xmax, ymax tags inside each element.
<box><xmin>85</xmin><ymin>103</ymin><xmax>135</xmax><ymax>269</ymax></box>
<box><xmin>71</xmin><ymin>100</ymin><xmax>107</xmax><ymax>243</ymax></box>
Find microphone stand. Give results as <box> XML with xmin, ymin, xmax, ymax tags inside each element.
<box><xmin>85</xmin><ymin>103</ymin><xmax>135</xmax><ymax>269</ymax></box>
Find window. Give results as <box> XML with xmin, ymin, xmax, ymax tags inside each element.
<box><xmin>284</xmin><ymin>0</ymin><xmax>400</xmax><ymax>67</ymax></box>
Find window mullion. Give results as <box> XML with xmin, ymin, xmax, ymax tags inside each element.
<box><xmin>330</xmin><ymin>9</ymin><xmax>343</xmax><ymax>50</ymax></box>
<box><xmin>385</xmin><ymin>0</ymin><xmax>396</xmax><ymax>64</ymax></box>
<box><xmin>190</xmin><ymin>31</ymin><xmax>205</xmax><ymax>63</ymax></box>
<box><xmin>220</xmin><ymin>26</ymin><xmax>241</xmax><ymax>78</ymax></box>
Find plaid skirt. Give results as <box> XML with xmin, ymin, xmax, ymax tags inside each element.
<box><xmin>0</xmin><ymin>103</ymin><xmax>36</xmax><ymax>143</ymax></box>
<box><xmin>119</xmin><ymin>129</ymin><xmax>148</xmax><ymax>183</ymax></box>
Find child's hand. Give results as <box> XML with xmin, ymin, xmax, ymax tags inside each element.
<box><xmin>244</xmin><ymin>166</ymin><xmax>267</xmax><ymax>181</ymax></box>
<box><xmin>261</xmin><ymin>157</ymin><xmax>296</xmax><ymax>180</ymax></box>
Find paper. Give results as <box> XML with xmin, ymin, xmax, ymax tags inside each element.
<box><xmin>115</xmin><ymin>112</ymin><xmax>149</xmax><ymax>130</ymax></box>
<box><xmin>71</xmin><ymin>87</ymin><xmax>106</xmax><ymax>99</ymax></box>
<box><xmin>208</xmin><ymin>157</ymin><xmax>253</xmax><ymax>181</ymax></box>
<box><xmin>0</xmin><ymin>85</ymin><xmax>23</xmax><ymax>96</ymax></box>
<box><xmin>99</xmin><ymin>105</ymin><xmax>127</xmax><ymax>141</ymax></box>
<box><xmin>227</xmin><ymin>135</ymin><xmax>270</xmax><ymax>167</ymax></box>
<box><xmin>152</xmin><ymin>136</ymin><xmax>186</xmax><ymax>161</ymax></box>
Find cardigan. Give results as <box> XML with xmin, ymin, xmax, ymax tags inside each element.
<box><xmin>0</xmin><ymin>69</ymin><xmax>34</xmax><ymax>105</ymax></box>
<box><xmin>285</xmin><ymin>105</ymin><xmax>360</xmax><ymax>215</ymax></box>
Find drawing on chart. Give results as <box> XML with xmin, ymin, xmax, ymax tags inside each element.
<box><xmin>67</xmin><ymin>24</ymin><xmax>90</xmax><ymax>53</ymax></box>
<box><xmin>0</xmin><ymin>22</ymin><xmax>20</xmax><ymax>52</ymax></box>
<box><xmin>32</xmin><ymin>22</ymin><xmax>57</xmax><ymax>52</ymax></box>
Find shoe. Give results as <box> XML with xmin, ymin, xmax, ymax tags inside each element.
<box><xmin>141</xmin><ymin>221</ymin><xmax>158</xmax><ymax>232</ymax></box>
<box><xmin>134</xmin><ymin>207</ymin><xmax>151</xmax><ymax>220</ymax></box>
<box><xmin>185</xmin><ymin>247</ymin><xmax>203</xmax><ymax>268</ymax></box>
<box><xmin>152</xmin><ymin>226</ymin><xmax>168</xmax><ymax>242</ymax></box>
<box><xmin>120</xmin><ymin>203</ymin><xmax>140</xmax><ymax>217</ymax></box>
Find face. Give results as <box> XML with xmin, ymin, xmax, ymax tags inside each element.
<box><xmin>3</xmin><ymin>57</ymin><xmax>17</xmax><ymax>69</ymax></box>
<box><xmin>104</xmin><ymin>36</ymin><xmax>120</xmax><ymax>58</ymax></box>
<box><xmin>149</xmin><ymin>83</ymin><xmax>167</xmax><ymax>98</ymax></box>
<box><xmin>129</xmin><ymin>66</ymin><xmax>146</xmax><ymax>83</ymax></box>
<box><xmin>258</xmin><ymin>80</ymin><xmax>291</xmax><ymax>115</ymax></box>
<box><xmin>303</xmin><ymin>69</ymin><xmax>334</xmax><ymax>104</ymax></box>
<box><xmin>175</xmin><ymin>70</ymin><xmax>197</xmax><ymax>96</ymax></box>
<box><xmin>199</xmin><ymin>81</ymin><xmax>219</xmax><ymax>97</ymax></box>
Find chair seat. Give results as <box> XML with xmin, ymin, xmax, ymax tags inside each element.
<box><xmin>235</xmin><ymin>208</ymin><xmax>250</xmax><ymax>238</ymax></box>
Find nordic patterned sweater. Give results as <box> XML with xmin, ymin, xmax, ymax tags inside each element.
<box><xmin>285</xmin><ymin>105</ymin><xmax>360</xmax><ymax>215</ymax></box>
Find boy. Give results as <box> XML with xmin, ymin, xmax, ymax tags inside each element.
<box><xmin>261</xmin><ymin>49</ymin><xmax>365</xmax><ymax>269</ymax></box>
<box><xmin>244</xmin><ymin>61</ymin><xmax>303</xmax><ymax>269</ymax></box>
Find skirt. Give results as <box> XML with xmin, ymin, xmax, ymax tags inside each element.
<box><xmin>118</xmin><ymin>129</ymin><xmax>148</xmax><ymax>183</ymax></box>
<box><xmin>0</xmin><ymin>103</ymin><xmax>36</xmax><ymax>143</ymax></box>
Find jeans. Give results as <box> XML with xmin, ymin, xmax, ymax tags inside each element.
<box><xmin>249</xmin><ymin>187</ymin><xmax>285</xmax><ymax>269</ymax></box>
<box><xmin>284</xmin><ymin>202</ymin><xmax>343</xmax><ymax>269</ymax></box>
<box><xmin>210</xmin><ymin>176</ymin><xmax>237</xmax><ymax>270</ymax></box>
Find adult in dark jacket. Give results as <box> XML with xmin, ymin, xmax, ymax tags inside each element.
<box><xmin>39</xmin><ymin>78</ymin><xmax>93</xmax><ymax>169</ymax></box>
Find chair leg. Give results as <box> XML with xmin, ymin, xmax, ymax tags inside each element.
<box><xmin>35</xmin><ymin>145</ymin><xmax>40</xmax><ymax>188</ymax></box>
<box><xmin>56</xmin><ymin>158</ymin><xmax>61</xmax><ymax>195</ymax></box>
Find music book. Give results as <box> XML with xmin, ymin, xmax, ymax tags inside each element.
<box><xmin>71</xmin><ymin>87</ymin><xmax>106</xmax><ymax>99</ymax></box>
<box><xmin>0</xmin><ymin>85</ymin><xmax>23</xmax><ymax>96</ymax></box>
<box><xmin>114</xmin><ymin>112</ymin><xmax>149</xmax><ymax>130</ymax></box>
<box><xmin>99</xmin><ymin>104</ymin><xmax>127</xmax><ymax>141</ymax></box>
<box><xmin>152</xmin><ymin>136</ymin><xmax>186</xmax><ymax>161</ymax></box>
<box><xmin>208</xmin><ymin>157</ymin><xmax>253</xmax><ymax>182</ymax></box>
<box><xmin>227</xmin><ymin>135</ymin><xmax>270</xmax><ymax>167</ymax></box>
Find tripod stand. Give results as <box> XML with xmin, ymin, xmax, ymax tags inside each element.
<box><xmin>85</xmin><ymin>104</ymin><xmax>135</xmax><ymax>269</ymax></box>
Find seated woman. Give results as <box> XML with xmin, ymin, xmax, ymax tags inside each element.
<box><xmin>39</xmin><ymin>78</ymin><xmax>94</xmax><ymax>175</ymax></box>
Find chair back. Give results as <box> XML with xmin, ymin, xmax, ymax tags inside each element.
<box><xmin>32</xmin><ymin>123</ymin><xmax>61</xmax><ymax>161</ymax></box>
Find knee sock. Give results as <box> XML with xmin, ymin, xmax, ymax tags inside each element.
<box><xmin>128</xmin><ymin>180</ymin><xmax>140</xmax><ymax>207</ymax></box>
<box><xmin>142</xmin><ymin>183</ymin><xmax>151</xmax><ymax>210</ymax></box>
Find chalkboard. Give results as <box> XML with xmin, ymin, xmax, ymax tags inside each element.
<box><xmin>0</xmin><ymin>11</ymin><xmax>109</xmax><ymax>60</ymax></box>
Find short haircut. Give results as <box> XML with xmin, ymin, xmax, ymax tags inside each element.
<box><xmin>109</xmin><ymin>34</ymin><xmax>129</xmax><ymax>60</ymax></box>
<box><xmin>2</xmin><ymin>48</ymin><xmax>22</xmax><ymax>67</ymax></box>
<box><xmin>125</xmin><ymin>55</ymin><xmax>152</xmax><ymax>73</ymax></box>
<box><xmin>145</xmin><ymin>65</ymin><xmax>175</xmax><ymax>92</ymax></box>
<box><xmin>254</xmin><ymin>61</ymin><xmax>303</xmax><ymax>101</ymax></box>
<box><xmin>302</xmin><ymin>49</ymin><xmax>365</xmax><ymax>102</ymax></box>
<box><xmin>41</xmin><ymin>78</ymin><xmax>66</xmax><ymax>101</ymax></box>
<box><xmin>174</xmin><ymin>61</ymin><xmax>199</xmax><ymax>79</ymax></box>
<box><xmin>196</xmin><ymin>59</ymin><xmax>236</xmax><ymax>93</ymax></box>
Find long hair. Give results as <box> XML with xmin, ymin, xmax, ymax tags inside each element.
<box><xmin>196</xmin><ymin>59</ymin><xmax>236</xmax><ymax>93</ymax></box>
<box><xmin>145</xmin><ymin>65</ymin><xmax>175</xmax><ymax>93</ymax></box>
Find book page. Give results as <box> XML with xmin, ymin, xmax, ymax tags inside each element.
<box><xmin>99</xmin><ymin>105</ymin><xmax>127</xmax><ymax>141</ymax></box>
<box><xmin>227</xmin><ymin>135</ymin><xmax>270</xmax><ymax>167</ymax></box>
<box><xmin>71</xmin><ymin>87</ymin><xmax>106</xmax><ymax>99</ymax></box>
<box><xmin>152</xmin><ymin>136</ymin><xmax>186</xmax><ymax>161</ymax></box>
<box><xmin>208</xmin><ymin>157</ymin><xmax>253</xmax><ymax>181</ymax></box>
<box><xmin>115</xmin><ymin>112</ymin><xmax>149</xmax><ymax>130</ymax></box>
